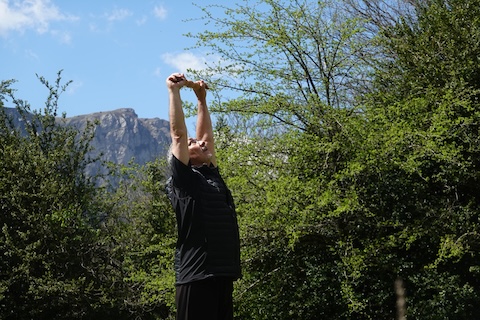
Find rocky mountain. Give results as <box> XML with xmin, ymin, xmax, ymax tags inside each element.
<box><xmin>3</xmin><ymin>107</ymin><xmax>172</xmax><ymax>176</ymax></box>
<box><xmin>62</xmin><ymin>108</ymin><xmax>171</xmax><ymax>175</ymax></box>
<box><xmin>64</xmin><ymin>107</ymin><xmax>170</xmax><ymax>162</ymax></box>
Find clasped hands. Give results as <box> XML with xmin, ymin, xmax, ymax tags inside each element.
<box><xmin>166</xmin><ymin>73</ymin><xmax>209</xmax><ymax>91</ymax></box>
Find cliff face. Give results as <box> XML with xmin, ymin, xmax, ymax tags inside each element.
<box><xmin>3</xmin><ymin>107</ymin><xmax>171</xmax><ymax>174</ymax></box>
<box><xmin>63</xmin><ymin>108</ymin><xmax>171</xmax><ymax>165</ymax></box>
<box><xmin>62</xmin><ymin>108</ymin><xmax>171</xmax><ymax>174</ymax></box>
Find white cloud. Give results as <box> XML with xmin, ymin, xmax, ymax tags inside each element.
<box><xmin>161</xmin><ymin>52</ymin><xmax>208</xmax><ymax>74</ymax></box>
<box><xmin>50</xmin><ymin>29</ymin><xmax>72</xmax><ymax>44</ymax></box>
<box><xmin>0</xmin><ymin>0</ymin><xmax>77</xmax><ymax>36</ymax></box>
<box><xmin>153</xmin><ymin>5</ymin><xmax>167</xmax><ymax>20</ymax></box>
<box><xmin>136</xmin><ymin>15</ymin><xmax>147</xmax><ymax>26</ymax></box>
<box><xmin>66</xmin><ymin>80</ymin><xmax>83</xmax><ymax>95</ymax></box>
<box><xmin>24</xmin><ymin>48</ymin><xmax>39</xmax><ymax>60</ymax></box>
<box><xmin>153</xmin><ymin>67</ymin><xmax>162</xmax><ymax>78</ymax></box>
<box><xmin>105</xmin><ymin>7</ymin><xmax>132</xmax><ymax>22</ymax></box>
<box><xmin>88</xmin><ymin>22</ymin><xmax>98</xmax><ymax>32</ymax></box>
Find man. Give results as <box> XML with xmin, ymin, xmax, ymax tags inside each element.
<box><xmin>165</xmin><ymin>72</ymin><xmax>241</xmax><ymax>320</ymax></box>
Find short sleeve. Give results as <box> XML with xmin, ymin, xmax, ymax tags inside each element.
<box><xmin>170</xmin><ymin>155</ymin><xmax>195</xmax><ymax>191</ymax></box>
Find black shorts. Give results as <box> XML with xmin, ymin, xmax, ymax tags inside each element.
<box><xmin>175</xmin><ymin>277</ymin><xmax>234</xmax><ymax>320</ymax></box>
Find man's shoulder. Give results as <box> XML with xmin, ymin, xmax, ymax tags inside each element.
<box><xmin>170</xmin><ymin>155</ymin><xmax>193</xmax><ymax>176</ymax></box>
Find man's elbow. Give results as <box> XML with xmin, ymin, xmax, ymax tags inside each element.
<box><xmin>170</xmin><ymin>127</ymin><xmax>188</xmax><ymax>139</ymax></box>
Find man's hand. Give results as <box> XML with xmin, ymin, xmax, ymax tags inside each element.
<box><xmin>185</xmin><ymin>79</ymin><xmax>209</xmax><ymax>91</ymax></box>
<box><xmin>166</xmin><ymin>73</ymin><xmax>209</xmax><ymax>93</ymax></box>
<box><xmin>190</xmin><ymin>80</ymin><xmax>208</xmax><ymax>102</ymax></box>
<box><xmin>166</xmin><ymin>73</ymin><xmax>186</xmax><ymax>90</ymax></box>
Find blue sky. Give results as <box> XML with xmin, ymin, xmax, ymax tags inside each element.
<box><xmin>1</xmin><ymin>0</ymin><xmax>225</xmax><ymax>126</ymax></box>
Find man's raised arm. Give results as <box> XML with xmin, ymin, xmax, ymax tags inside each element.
<box><xmin>192</xmin><ymin>80</ymin><xmax>217</xmax><ymax>167</ymax></box>
<box><xmin>166</xmin><ymin>73</ymin><xmax>189</xmax><ymax>165</ymax></box>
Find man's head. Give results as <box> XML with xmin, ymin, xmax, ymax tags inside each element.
<box><xmin>188</xmin><ymin>137</ymin><xmax>212</xmax><ymax>166</ymax></box>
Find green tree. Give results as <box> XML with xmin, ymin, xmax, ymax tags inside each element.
<box><xmin>190</xmin><ymin>0</ymin><xmax>480</xmax><ymax>319</ymax></box>
<box><xmin>189</xmin><ymin>0</ymin><xmax>374</xmax><ymax>318</ymax></box>
<box><xmin>1</xmin><ymin>73</ymin><xmax>122</xmax><ymax>319</ymax></box>
<box><xmin>357</xmin><ymin>0</ymin><xmax>480</xmax><ymax>317</ymax></box>
<box><xmin>2</xmin><ymin>72</ymin><xmax>179</xmax><ymax>319</ymax></box>
<box><xmin>97</xmin><ymin>159</ymin><xmax>177</xmax><ymax>319</ymax></box>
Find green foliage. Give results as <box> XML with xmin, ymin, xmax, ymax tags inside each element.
<box><xmin>3</xmin><ymin>0</ymin><xmax>480</xmax><ymax>319</ymax></box>
<box><xmin>195</xmin><ymin>0</ymin><xmax>480</xmax><ymax>319</ymax></box>
<box><xmin>188</xmin><ymin>0</ymin><xmax>370</xmax><ymax>130</ymax></box>
<box><xmin>1</xmin><ymin>73</ymin><xmax>177</xmax><ymax>319</ymax></box>
<box><xmin>98</xmin><ymin>159</ymin><xmax>177</xmax><ymax>318</ymax></box>
<box><xmin>0</xmin><ymin>72</ymin><xmax>110</xmax><ymax>318</ymax></box>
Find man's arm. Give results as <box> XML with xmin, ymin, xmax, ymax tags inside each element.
<box><xmin>167</xmin><ymin>73</ymin><xmax>189</xmax><ymax>165</ymax></box>
<box><xmin>192</xmin><ymin>80</ymin><xmax>217</xmax><ymax>167</ymax></box>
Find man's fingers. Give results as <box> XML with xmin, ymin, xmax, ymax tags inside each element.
<box><xmin>171</xmin><ymin>74</ymin><xmax>185</xmax><ymax>83</ymax></box>
<box><xmin>185</xmin><ymin>80</ymin><xmax>209</xmax><ymax>90</ymax></box>
<box><xmin>168</xmin><ymin>73</ymin><xmax>209</xmax><ymax>89</ymax></box>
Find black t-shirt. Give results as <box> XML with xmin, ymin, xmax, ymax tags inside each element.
<box><xmin>166</xmin><ymin>156</ymin><xmax>241</xmax><ymax>285</ymax></box>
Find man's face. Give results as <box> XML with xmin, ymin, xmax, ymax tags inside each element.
<box><xmin>188</xmin><ymin>138</ymin><xmax>211</xmax><ymax>165</ymax></box>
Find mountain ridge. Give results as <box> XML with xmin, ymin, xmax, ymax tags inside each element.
<box><xmin>4</xmin><ymin>107</ymin><xmax>172</xmax><ymax>175</ymax></box>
